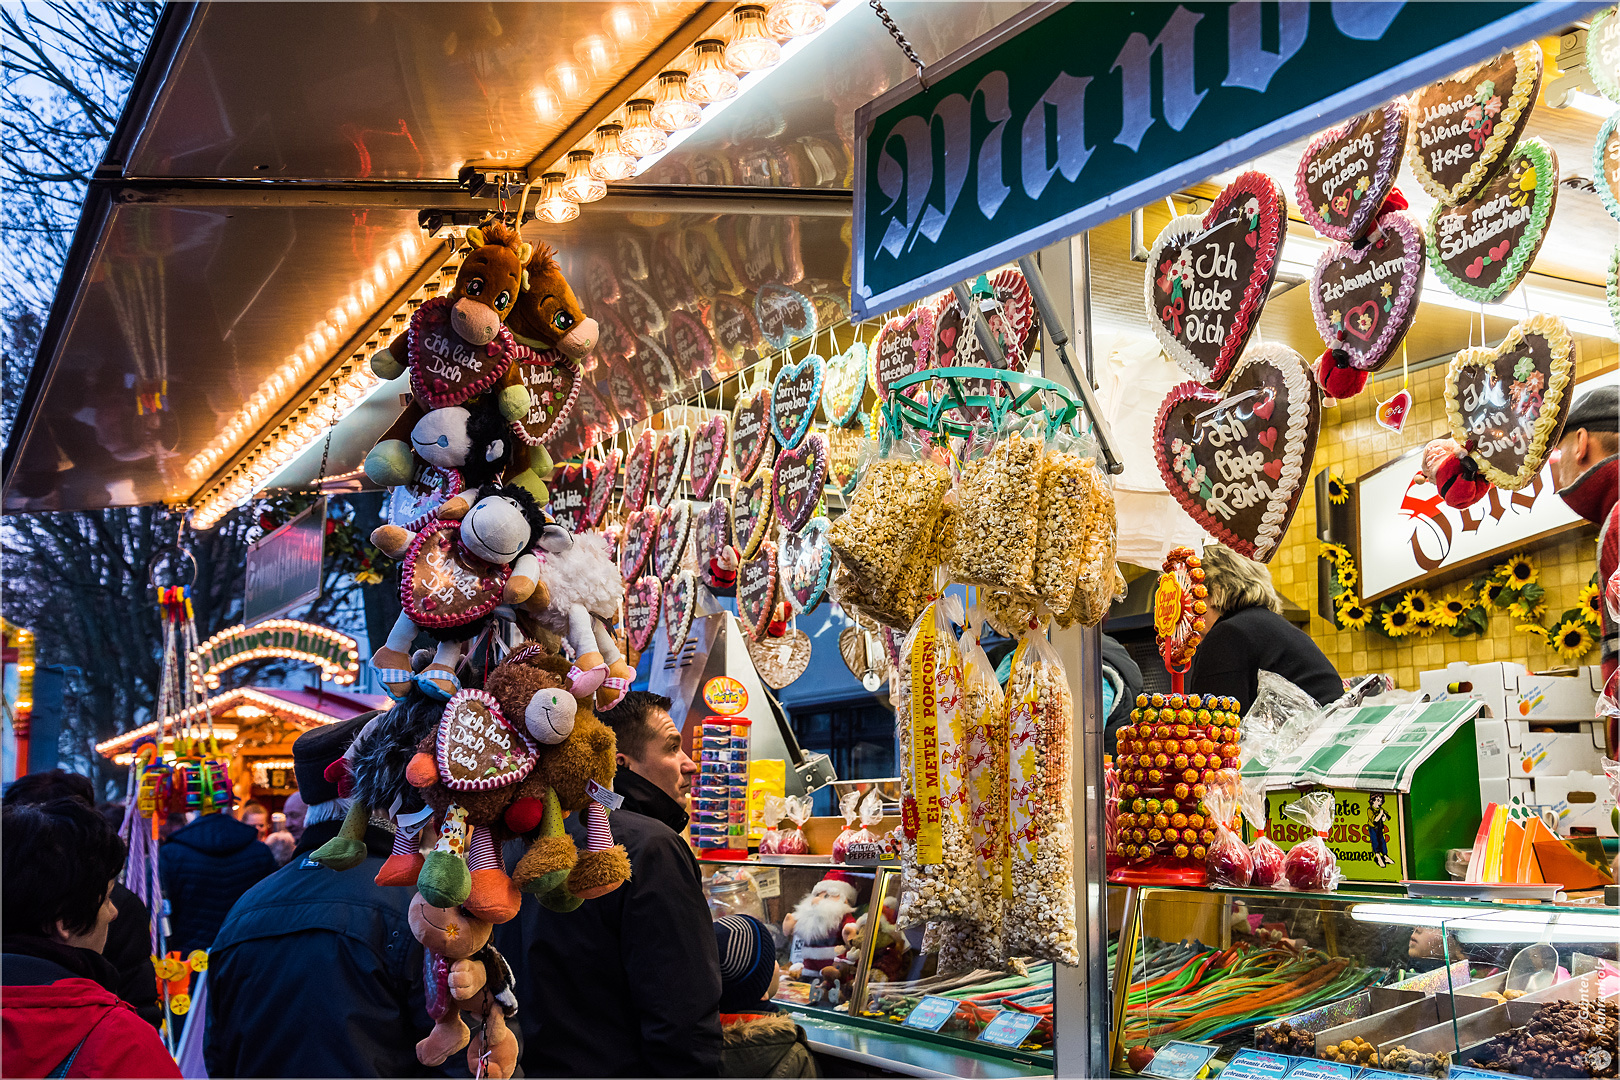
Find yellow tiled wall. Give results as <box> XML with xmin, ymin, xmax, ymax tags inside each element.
<box><xmin>1268</xmin><ymin>340</ymin><xmax>1616</xmax><ymax>690</ymax></box>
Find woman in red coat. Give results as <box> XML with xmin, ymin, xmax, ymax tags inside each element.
<box><xmin>2</xmin><ymin>798</ymin><xmax>180</xmax><ymax>1078</ymax></box>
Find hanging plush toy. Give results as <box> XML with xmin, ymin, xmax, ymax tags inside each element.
<box><xmin>408</xmin><ymin>894</ymin><xmax>520</xmax><ymax>1078</ymax></box>
<box><xmin>517</xmin><ymin>527</ymin><xmax>633</xmax><ymax>709</ymax></box>
<box><xmin>369</xmin><ymin>485</ymin><xmax>562</xmax><ymax>699</ymax></box>
<box><xmin>1421</xmin><ymin>437</ymin><xmax>1491</xmax><ymax>508</ymax></box>
<box><xmin>365</xmin><ymin>394</ymin><xmax>516</xmax><ymax>494</ymax></box>
<box><xmin>504</xmin><ymin>242</ymin><xmax>600</xmax><ymax>362</ymax></box>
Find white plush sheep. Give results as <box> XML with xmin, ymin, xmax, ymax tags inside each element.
<box><xmin>519</xmin><ymin>529</ymin><xmax>631</xmax><ymax>709</ymax></box>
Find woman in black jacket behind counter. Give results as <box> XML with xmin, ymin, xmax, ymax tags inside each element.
<box><xmin>1187</xmin><ymin>544</ymin><xmax>1343</xmax><ymax>714</ymax></box>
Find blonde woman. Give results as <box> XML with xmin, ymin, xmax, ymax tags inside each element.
<box><xmin>1187</xmin><ymin>544</ymin><xmax>1341</xmax><ymax>713</ymax></box>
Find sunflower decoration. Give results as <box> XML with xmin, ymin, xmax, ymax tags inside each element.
<box><xmin>1336</xmin><ymin>562</ymin><xmax>1358</xmax><ymax>589</ymax></box>
<box><xmin>1503</xmin><ymin>553</ymin><xmax>1538</xmax><ymax>586</ymax></box>
<box><xmin>1382</xmin><ymin>606</ymin><xmax>1414</xmax><ymax>636</ymax></box>
<box><xmin>1578</xmin><ymin>580</ymin><xmax>1603</xmax><ymax>627</ymax></box>
<box><xmin>1318</xmin><ymin>541</ymin><xmax>1350</xmax><ymax>565</ymax></box>
<box><xmin>1507</xmin><ymin>596</ymin><xmax>1545</xmax><ymax>622</ymax></box>
<box><xmin>1432</xmin><ymin>592</ymin><xmax>1470</xmax><ymax>628</ymax></box>
<box><xmin>1400</xmin><ymin>589</ymin><xmax>1435</xmax><ymax>622</ymax></box>
<box><xmin>1327</xmin><ymin>471</ymin><xmax>1349</xmax><ymax>506</ymax></box>
<box><xmin>1517</xmin><ymin>622</ymin><xmax>1550</xmax><ymax>643</ymax></box>
<box><xmin>1550</xmin><ymin>617</ymin><xmax>1597</xmax><ymax>662</ymax></box>
<box><xmin>1337</xmin><ymin>598</ymin><xmax>1372</xmax><ymax>631</ymax></box>
<box><xmin>1479</xmin><ymin>579</ymin><xmax>1511</xmax><ymax>611</ymax></box>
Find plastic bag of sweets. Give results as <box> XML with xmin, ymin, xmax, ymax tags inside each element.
<box><xmin>948</xmin><ymin>418</ymin><xmax>1043</xmax><ymax>593</ymax></box>
<box><xmin>828</xmin><ymin>432</ymin><xmax>951</xmax><ymax>601</ymax></box>
<box><xmin>959</xmin><ymin>612</ymin><xmax>1008</xmax><ymax>937</ymax></box>
<box><xmin>1052</xmin><ymin>455</ymin><xmax>1119</xmax><ymax>629</ymax></box>
<box><xmin>1239</xmin><ymin>775</ymin><xmax>1286</xmax><ymax>887</ymax></box>
<box><xmin>895</xmin><ymin>597</ymin><xmax>973</xmax><ymax>928</ymax></box>
<box><xmin>777</xmin><ymin>794</ymin><xmax>812</xmax><ymax>856</ymax></box>
<box><xmin>846</xmin><ymin>788</ymin><xmax>885</xmax><ymax>851</ymax></box>
<box><xmin>1280</xmin><ymin>790</ymin><xmax>1341</xmax><ymax>891</ymax></box>
<box><xmin>1202</xmin><ymin>771</ymin><xmax>1253</xmax><ymax>887</ymax></box>
<box><xmin>758</xmin><ymin>794</ymin><xmax>787</xmax><ymax>855</ymax></box>
<box><xmin>830</xmin><ymin>789</ymin><xmax>862</xmax><ymax>863</ymax></box>
<box><xmin>1004</xmin><ymin>628</ymin><xmax>1079</xmax><ymax>966</ymax></box>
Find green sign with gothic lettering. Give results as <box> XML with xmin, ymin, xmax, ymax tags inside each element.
<box><xmin>851</xmin><ymin>0</ymin><xmax>1594</xmax><ymax>318</ymax></box>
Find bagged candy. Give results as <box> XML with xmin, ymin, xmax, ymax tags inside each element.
<box><xmin>1281</xmin><ymin>791</ymin><xmax>1341</xmax><ymax>891</ymax></box>
<box><xmin>850</xmin><ymin>788</ymin><xmax>884</xmax><ymax>847</ymax></box>
<box><xmin>758</xmin><ymin>794</ymin><xmax>786</xmax><ymax>855</ymax></box>
<box><xmin>777</xmin><ymin>794</ymin><xmax>812</xmax><ymax>855</ymax></box>
<box><xmin>1202</xmin><ymin>771</ymin><xmax>1253</xmax><ymax>887</ymax></box>
<box><xmin>1240</xmin><ymin>776</ymin><xmax>1285</xmax><ymax>887</ymax></box>
<box><xmin>949</xmin><ymin>418</ymin><xmax>1043</xmax><ymax>593</ymax></box>
<box><xmin>830</xmin><ymin>789</ymin><xmax>862</xmax><ymax>863</ymax></box>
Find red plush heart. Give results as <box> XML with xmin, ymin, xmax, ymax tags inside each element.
<box><xmin>511</xmin><ymin>348</ymin><xmax>580</xmax><ymax>447</ymax></box>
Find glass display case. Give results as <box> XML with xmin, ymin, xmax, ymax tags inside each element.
<box><xmin>1111</xmin><ymin>885</ymin><xmax>1619</xmax><ymax>1078</ymax></box>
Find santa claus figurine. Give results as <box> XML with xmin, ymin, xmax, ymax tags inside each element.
<box><xmin>782</xmin><ymin>872</ymin><xmax>857</xmax><ymax>977</ymax></box>
<box><xmin>843</xmin><ymin>893</ymin><xmax>911</xmax><ymax>983</ymax></box>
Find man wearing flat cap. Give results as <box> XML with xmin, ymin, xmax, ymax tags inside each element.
<box><xmin>204</xmin><ymin>709</ymin><xmax>503</xmax><ymax>1077</ymax></box>
<box><xmin>1554</xmin><ymin>384</ymin><xmax>1619</xmax><ymax>694</ymax></box>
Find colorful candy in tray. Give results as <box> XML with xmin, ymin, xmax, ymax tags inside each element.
<box><xmin>1113</xmin><ymin>693</ymin><xmax>1242</xmax><ymax>867</ymax></box>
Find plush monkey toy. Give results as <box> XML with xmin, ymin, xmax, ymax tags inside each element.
<box><xmin>408</xmin><ymin>894</ymin><xmax>519</xmax><ymax>1078</ymax></box>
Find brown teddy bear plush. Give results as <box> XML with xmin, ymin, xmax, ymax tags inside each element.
<box><xmin>408</xmin><ymin>894</ymin><xmax>519</xmax><ymax>1078</ymax></box>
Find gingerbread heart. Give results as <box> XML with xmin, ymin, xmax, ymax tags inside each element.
<box><xmin>653</xmin><ymin>499</ymin><xmax>692</xmax><ymax>583</ymax></box>
<box><xmin>546</xmin><ymin>463</ymin><xmax>591</xmax><ymax>534</ymax></box>
<box><xmin>587</xmin><ymin>449</ymin><xmax>621</xmax><ymax>528</ymax></box>
<box><xmin>822</xmin><ymin>341</ymin><xmax>868</xmax><ymax>427</ymax></box>
<box><xmin>668</xmin><ymin>309</ymin><xmax>716</xmax><ymax>378</ymax></box>
<box><xmin>736</xmin><ymin>542</ymin><xmax>778</xmax><ymax>642</ymax></box>
<box><xmin>781</xmin><ymin>516</ymin><xmax>832</xmax><ymax>617</ymax></box>
<box><xmin>1153</xmin><ymin>343</ymin><xmax>1320</xmax><ymax>563</ymax></box>
<box><xmin>620</xmin><ymin>278</ymin><xmax>667</xmax><ymax>337</ymax></box>
<box><xmin>1597</xmin><ymin>112</ymin><xmax>1620</xmax><ymax>223</ymax></box>
<box><xmin>387</xmin><ymin>463</ymin><xmax>463</xmax><ymax>531</ymax></box>
<box><xmin>622</xmin><ymin>429</ymin><xmax>656</xmax><ymax>512</ymax></box>
<box><xmin>869</xmin><ymin>305</ymin><xmax>935</xmax><ymax>402</ymax></box>
<box><xmin>1444</xmin><ymin>312</ymin><xmax>1575</xmax><ymax>490</ymax></box>
<box><xmin>1309</xmin><ymin>211</ymin><xmax>1426</xmax><ymax>373</ymax></box>
<box><xmin>1376</xmin><ymin>388</ymin><xmax>1413</xmax><ymax>433</ymax></box>
<box><xmin>604</xmin><ymin>363</ymin><xmax>650</xmax><ymax>426</ymax></box>
<box><xmin>826</xmin><ymin>424</ymin><xmax>866</xmax><ymax>494</ymax></box>
<box><xmin>664</xmin><ymin>570</ymin><xmax>698</xmax><ymax>650</ymax></box>
<box><xmin>755</xmin><ymin>283</ymin><xmax>817</xmax><ymax>352</ymax></box>
<box><xmin>652</xmin><ymin>425</ymin><xmax>691</xmax><ymax>509</ymax></box>
<box><xmin>697</xmin><ymin>498</ymin><xmax>736</xmax><ymax>589</ymax></box>
<box><xmin>1592</xmin><ymin>6</ymin><xmax>1620</xmax><ymax>104</ymax></box>
<box><xmin>772</xmin><ymin>433</ymin><xmax>827</xmax><ymax>534</ymax></box>
<box><xmin>620</xmin><ymin>505</ymin><xmax>660</xmax><ymax>583</ymax></box>
<box><xmin>1295</xmin><ymin>102</ymin><xmax>1409</xmax><ymax>241</ymax></box>
<box><xmin>408</xmin><ymin>297</ymin><xmax>519</xmax><ymax>409</ymax></box>
<box><xmin>635</xmin><ymin>333</ymin><xmax>682</xmax><ymax>400</ymax></box>
<box><xmin>709</xmin><ymin>293</ymin><xmax>761</xmax><ymax>366</ymax></box>
<box><xmin>682</xmin><ymin>226</ymin><xmax>743</xmax><ymax>302</ymax></box>
<box><xmin>617</xmin><ymin>234</ymin><xmax>649</xmax><ymax>281</ymax></box>
<box><xmin>1406</xmin><ymin>44</ymin><xmax>1542</xmax><ymax>206</ymax></box>
<box><xmin>1147</xmin><ymin>171</ymin><xmax>1286</xmax><ymax>386</ymax></box>
<box><xmin>688</xmin><ymin>414</ymin><xmax>728</xmax><ymax>501</ymax></box>
<box><xmin>1428</xmin><ymin>139</ymin><xmax>1557</xmax><ymax>304</ymax></box>
<box><xmin>651</xmin><ymin>233</ymin><xmax>697</xmax><ymax>311</ymax></box>
<box><xmin>436</xmin><ymin>689</ymin><xmax>537</xmax><ymax>792</ymax></box>
<box><xmin>401</xmin><ymin>520</ymin><xmax>510</xmax><ymax>628</ymax></box>
<box><xmin>598</xmin><ymin>309</ymin><xmax>639</xmax><ymax>364</ymax></box>
<box><xmin>732</xmin><ymin>472</ymin><xmax>774</xmax><ymax>561</ymax></box>
<box><xmin>512</xmin><ymin>349</ymin><xmax>580</xmax><ymax>447</ymax></box>
<box><xmin>770</xmin><ymin>353</ymin><xmax>824</xmax><ymax>450</ymax></box>
<box><xmin>624</xmin><ymin>576</ymin><xmax>663</xmax><ymax>653</ymax></box>
<box><xmin>585</xmin><ymin>254</ymin><xmax>620</xmax><ymax>307</ymax></box>
<box><xmin>731</xmin><ymin>386</ymin><xmax>775</xmax><ymax>480</ymax></box>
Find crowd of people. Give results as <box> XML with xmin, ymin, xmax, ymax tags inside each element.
<box><xmin>0</xmin><ymin>691</ymin><xmax>817</xmax><ymax>1078</ymax></box>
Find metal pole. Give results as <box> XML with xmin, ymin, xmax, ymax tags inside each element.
<box><xmin>1016</xmin><ymin>252</ymin><xmax>1122</xmax><ymax>475</ymax></box>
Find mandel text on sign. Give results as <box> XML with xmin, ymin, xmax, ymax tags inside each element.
<box><xmin>851</xmin><ymin>0</ymin><xmax>1596</xmax><ymax>318</ymax></box>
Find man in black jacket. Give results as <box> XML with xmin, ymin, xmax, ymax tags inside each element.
<box><xmin>159</xmin><ymin>802</ymin><xmax>276</xmax><ymax>957</ymax></box>
<box><xmin>498</xmin><ymin>690</ymin><xmax>722</xmax><ymax>1077</ymax></box>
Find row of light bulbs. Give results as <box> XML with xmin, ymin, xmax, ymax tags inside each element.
<box><xmin>190</xmin><ymin>248</ymin><xmax>465</xmax><ymax>529</ymax></box>
<box><xmin>535</xmin><ymin>0</ymin><xmax>832</xmax><ymax>222</ymax></box>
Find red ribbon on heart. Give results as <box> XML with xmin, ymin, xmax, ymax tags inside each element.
<box><xmin>1162</xmin><ymin>298</ymin><xmax>1185</xmax><ymax>335</ymax></box>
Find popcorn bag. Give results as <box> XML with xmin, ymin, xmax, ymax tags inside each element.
<box><xmin>960</xmin><ymin>612</ymin><xmax>1009</xmax><ymax>929</ymax></box>
<box><xmin>830</xmin><ymin>789</ymin><xmax>862</xmax><ymax>863</ymax></box>
<box><xmin>1032</xmin><ymin>430</ymin><xmax>1102</xmax><ymax>614</ymax></box>
<box><xmin>827</xmin><ymin>433</ymin><xmax>951</xmax><ymax>617</ymax></box>
<box><xmin>948</xmin><ymin>418</ymin><xmax>1043</xmax><ymax>593</ymax></box>
<box><xmin>758</xmin><ymin>794</ymin><xmax>787</xmax><ymax>855</ymax></box>
<box><xmin>777</xmin><ymin>794</ymin><xmax>812</xmax><ymax>856</ymax></box>
<box><xmin>1053</xmin><ymin>446</ymin><xmax>1119</xmax><ymax>630</ymax></box>
<box><xmin>1240</xmin><ymin>775</ymin><xmax>1286</xmax><ymax>887</ymax></box>
<box><xmin>1202</xmin><ymin>771</ymin><xmax>1253</xmax><ymax>887</ymax></box>
<box><xmin>1004</xmin><ymin>628</ymin><xmax>1079</xmax><ymax>966</ymax></box>
<box><xmin>1280</xmin><ymin>791</ymin><xmax>1341</xmax><ymax>891</ymax></box>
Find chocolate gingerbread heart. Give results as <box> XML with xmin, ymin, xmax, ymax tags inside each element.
<box><xmin>1309</xmin><ymin>211</ymin><xmax>1426</xmax><ymax>373</ymax></box>
<box><xmin>436</xmin><ymin>689</ymin><xmax>537</xmax><ymax>792</ymax></box>
<box><xmin>547</xmin><ymin>463</ymin><xmax>591</xmax><ymax>534</ymax></box>
<box><xmin>1147</xmin><ymin>172</ymin><xmax>1286</xmax><ymax>386</ymax></box>
<box><xmin>620</xmin><ymin>279</ymin><xmax>667</xmax><ymax>337</ymax></box>
<box><xmin>620</xmin><ymin>505</ymin><xmax>660</xmax><ymax>583</ymax></box>
<box><xmin>1445</xmin><ymin>312</ymin><xmax>1575</xmax><ymax>490</ymax></box>
<box><xmin>708</xmin><ymin>293</ymin><xmax>761</xmax><ymax>367</ymax></box>
<box><xmin>1153</xmin><ymin>344</ymin><xmax>1320</xmax><ymax>563</ymax></box>
<box><xmin>1592</xmin><ymin>6</ymin><xmax>1620</xmax><ymax>104</ymax></box>
<box><xmin>401</xmin><ymin>520</ymin><xmax>510</xmax><ymax>628</ymax></box>
<box><xmin>622</xmin><ymin>429</ymin><xmax>656</xmax><ymax>512</ymax></box>
<box><xmin>624</xmin><ymin>576</ymin><xmax>663</xmax><ymax>653</ymax></box>
<box><xmin>688</xmin><ymin>414</ymin><xmax>728</xmax><ymax>501</ymax></box>
<box><xmin>587</xmin><ymin>449</ymin><xmax>620</xmax><ymax>528</ymax></box>
<box><xmin>651</xmin><ymin>233</ymin><xmax>697</xmax><ymax>311</ymax></box>
<box><xmin>755</xmin><ymin>283</ymin><xmax>817</xmax><ymax>352</ymax></box>
<box><xmin>604</xmin><ymin>362</ymin><xmax>650</xmax><ymax>426</ymax></box>
<box><xmin>387</xmin><ymin>462</ymin><xmax>464</xmax><ymax>531</ymax></box>
<box><xmin>1296</xmin><ymin>102</ymin><xmax>1409</xmax><ymax>242</ymax></box>
<box><xmin>731</xmin><ymin>472</ymin><xmax>774</xmax><ymax>561</ymax></box>
<box><xmin>772</xmin><ymin>433</ymin><xmax>827</xmax><ymax>534</ymax></box>
<box><xmin>697</xmin><ymin>498</ymin><xmax>736</xmax><ymax>590</ymax></box>
<box><xmin>585</xmin><ymin>254</ymin><xmax>620</xmax><ymax>307</ymax></box>
<box><xmin>826</xmin><ymin>424</ymin><xmax>866</xmax><ymax>494</ymax></box>
<box><xmin>635</xmin><ymin>333</ymin><xmax>682</xmax><ymax>400</ymax></box>
<box><xmin>1406</xmin><ymin>44</ymin><xmax>1542</xmax><ymax>206</ymax></box>
<box><xmin>652</xmin><ymin>425</ymin><xmax>690</xmax><ymax>509</ymax></box>
<box><xmin>731</xmin><ymin>387</ymin><xmax>775</xmax><ymax>481</ymax></box>
<box><xmin>1428</xmin><ymin>139</ymin><xmax>1557</xmax><ymax>304</ymax></box>
<box><xmin>821</xmin><ymin>341</ymin><xmax>867</xmax><ymax>427</ymax></box>
<box><xmin>408</xmin><ymin>296</ymin><xmax>520</xmax><ymax>409</ymax></box>
<box><xmin>668</xmin><ymin>309</ymin><xmax>716</xmax><ymax>379</ymax></box>
<box><xmin>512</xmin><ymin>349</ymin><xmax>580</xmax><ymax>447</ymax></box>
<box><xmin>653</xmin><ymin>499</ymin><xmax>692</xmax><ymax>583</ymax></box>
<box><xmin>1598</xmin><ymin>113</ymin><xmax>1620</xmax><ymax>223</ymax></box>
<box><xmin>781</xmin><ymin>517</ymin><xmax>832</xmax><ymax>617</ymax></box>
<box><xmin>664</xmin><ymin>570</ymin><xmax>698</xmax><ymax>650</ymax></box>
<box><xmin>736</xmin><ymin>542</ymin><xmax>778</xmax><ymax>643</ymax></box>
<box><xmin>770</xmin><ymin>353</ymin><xmax>824</xmax><ymax>450</ymax></box>
<box><xmin>869</xmin><ymin>305</ymin><xmax>935</xmax><ymax>402</ymax></box>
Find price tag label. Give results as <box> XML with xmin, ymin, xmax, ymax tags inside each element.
<box><xmin>1447</xmin><ymin>1069</ymin><xmax>1515</xmax><ymax>1080</ymax></box>
<box><xmin>901</xmin><ymin>995</ymin><xmax>957</xmax><ymax>1032</ymax></box>
<box><xmin>748</xmin><ymin>867</ymin><xmax>781</xmax><ymax>899</ymax></box>
<box><xmin>1143</xmin><ymin>1040</ymin><xmax>1221</xmax><ymax>1079</ymax></box>
<box><xmin>976</xmin><ymin>1009</ymin><xmax>1040</xmax><ymax>1049</ymax></box>
<box><xmin>1221</xmin><ymin>1050</ymin><xmax>1294</xmax><ymax>1080</ymax></box>
<box><xmin>1286</xmin><ymin>1062</ymin><xmax>1360</xmax><ymax>1079</ymax></box>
